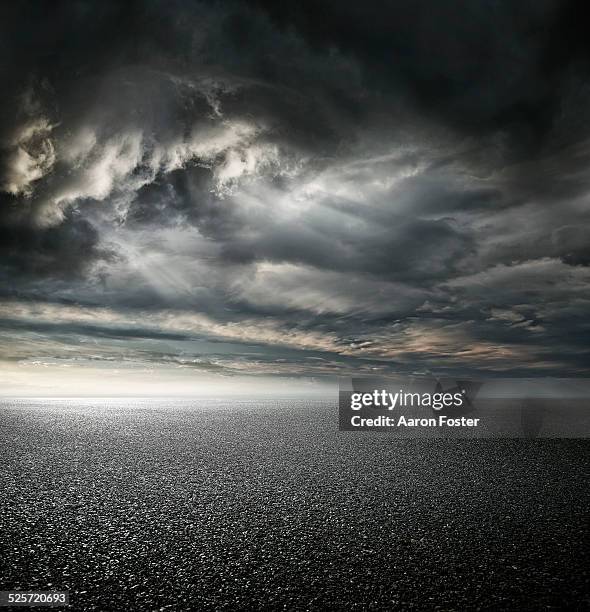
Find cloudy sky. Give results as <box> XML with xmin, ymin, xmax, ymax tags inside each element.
<box><xmin>1</xmin><ymin>0</ymin><xmax>589</xmax><ymax>395</ymax></box>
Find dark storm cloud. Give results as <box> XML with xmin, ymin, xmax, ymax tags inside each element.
<box><xmin>219</xmin><ymin>208</ymin><xmax>474</xmax><ymax>283</ymax></box>
<box><xmin>1</xmin><ymin>0</ymin><xmax>590</xmax><ymax>379</ymax></box>
<box><xmin>254</xmin><ymin>0</ymin><xmax>590</xmax><ymax>153</ymax></box>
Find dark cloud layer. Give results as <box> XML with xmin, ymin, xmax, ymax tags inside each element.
<box><xmin>1</xmin><ymin>0</ymin><xmax>590</xmax><ymax>386</ymax></box>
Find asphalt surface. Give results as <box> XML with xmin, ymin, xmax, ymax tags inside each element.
<box><xmin>0</xmin><ymin>398</ymin><xmax>588</xmax><ymax>611</ymax></box>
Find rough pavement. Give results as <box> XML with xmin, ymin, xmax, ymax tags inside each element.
<box><xmin>1</xmin><ymin>398</ymin><xmax>588</xmax><ymax>610</ymax></box>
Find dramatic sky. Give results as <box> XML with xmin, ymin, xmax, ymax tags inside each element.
<box><xmin>1</xmin><ymin>0</ymin><xmax>589</xmax><ymax>395</ymax></box>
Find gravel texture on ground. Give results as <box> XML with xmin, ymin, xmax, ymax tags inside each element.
<box><xmin>0</xmin><ymin>398</ymin><xmax>588</xmax><ymax>611</ymax></box>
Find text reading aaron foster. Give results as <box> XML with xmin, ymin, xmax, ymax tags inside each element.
<box><xmin>348</xmin><ymin>389</ymin><xmax>480</xmax><ymax>428</ymax></box>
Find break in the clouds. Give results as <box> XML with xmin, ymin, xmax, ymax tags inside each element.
<box><xmin>1</xmin><ymin>0</ymin><xmax>589</xmax><ymax>393</ymax></box>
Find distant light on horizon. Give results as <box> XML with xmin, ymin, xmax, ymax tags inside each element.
<box><xmin>0</xmin><ymin>361</ymin><xmax>335</xmax><ymax>398</ymax></box>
